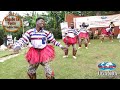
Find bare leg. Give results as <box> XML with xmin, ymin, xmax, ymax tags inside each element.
<box><xmin>101</xmin><ymin>35</ymin><xmax>104</xmax><ymax>43</ymax></box>
<box><xmin>84</xmin><ymin>38</ymin><xmax>88</xmax><ymax>49</ymax></box>
<box><xmin>72</xmin><ymin>44</ymin><xmax>77</xmax><ymax>59</ymax></box>
<box><xmin>87</xmin><ymin>37</ymin><xmax>91</xmax><ymax>44</ymax></box>
<box><xmin>63</xmin><ymin>44</ymin><xmax>70</xmax><ymax>58</ymax></box>
<box><xmin>78</xmin><ymin>37</ymin><xmax>82</xmax><ymax>49</ymax></box>
<box><xmin>109</xmin><ymin>35</ymin><xmax>113</xmax><ymax>42</ymax></box>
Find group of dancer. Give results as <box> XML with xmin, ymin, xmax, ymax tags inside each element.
<box><xmin>11</xmin><ymin>17</ymin><xmax>116</xmax><ymax>79</ymax></box>
<box><xmin>62</xmin><ymin>21</ymin><xmax>116</xmax><ymax>59</ymax></box>
<box><xmin>11</xmin><ymin>16</ymin><xmax>92</xmax><ymax>79</ymax></box>
<box><xmin>62</xmin><ymin>22</ymin><xmax>91</xmax><ymax>59</ymax></box>
<box><xmin>100</xmin><ymin>22</ymin><xmax>115</xmax><ymax>43</ymax></box>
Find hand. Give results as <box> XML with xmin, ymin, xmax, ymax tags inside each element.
<box><xmin>7</xmin><ymin>44</ymin><xmax>14</xmax><ymax>49</ymax></box>
<box><xmin>61</xmin><ymin>46</ymin><xmax>67</xmax><ymax>51</ymax></box>
<box><xmin>62</xmin><ymin>37</ymin><xmax>65</xmax><ymax>39</ymax></box>
<box><xmin>13</xmin><ymin>46</ymin><xmax>21</xmax><ymax>54</ymax></box>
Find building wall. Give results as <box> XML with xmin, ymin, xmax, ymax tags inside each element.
<box><xmin>65</xmin><ymin>14</ymin><xmax>81</xmax><ymax>27</ymax></box>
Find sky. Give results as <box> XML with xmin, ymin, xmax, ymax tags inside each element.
<box><xmin>0</xmin><ymin>11</ymin><xmax>47</xmax><ymax>21</ymax></box>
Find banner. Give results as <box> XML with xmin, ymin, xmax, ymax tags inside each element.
<box><xmin>60</xmin><ymin>22</ymin><xmax>68</xmax><ymax>30</ymax></box>
<box><xmin>7</xmin><ymin>34</ymin><xmax>13</xmax><ymax>45</ymax></box>
<box><xmin>73</xmin><ymin>14</ymin><xmax>120</xmax><ymax>29</ymax></box>
<box><xmin>60</xmin><ymin>22</ymin><xmax>68</xmax><ymax>39</ymax></box>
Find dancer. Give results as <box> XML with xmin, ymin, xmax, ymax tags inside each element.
<box><xmin>100</xmin><ymin>27</ymin><xmax>113</xmax><ymax>43</ymax></box>
<box><xmin>109</xmin><ymin>22</ymin><xmax>115</xmax><ymax>35</ymax></box>
<box><xmin>13</xmin><ymin>17</ymin><xmax>66</xmax><ymax>79</ymax></box>
<box><xmin>78</xmin><ymin>22</ymin><xmax>89</xmax><ymax>49</ymax></box>
<box><xmin>63</xmin><ymin>22</ymin><xmax>78</xmax><ymax>59</ymax></box>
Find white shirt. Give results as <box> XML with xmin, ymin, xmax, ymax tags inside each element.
<box><xmin>65</xmin><ymin>27</ymin><xmax>78</xmax><ymax>38</ymax></box>
<box><xmin>14</xmin><ymin>28</ymin><xmax>62</xmax><ymax>49</ymax></box>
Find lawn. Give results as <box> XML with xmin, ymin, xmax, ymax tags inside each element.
<box><xmin>0</xmin><ymin>39</ymin><xmax>120</xmax><ymax>79</ymax></box>
<box><xmin>0</xmin><ymin>50</ymin><xmax>13</xmax><ymax>57</ymax></box>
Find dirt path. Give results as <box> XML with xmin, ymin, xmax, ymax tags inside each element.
<box><xmin>0</xmin><ymin>53</ymin><xmax>20</xmax><ymax>62</ymax></box>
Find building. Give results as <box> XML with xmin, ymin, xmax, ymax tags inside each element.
<box><xmin>65</xmin><ymin>14</ymin><xmax>119</xmax><ymax>36</ymax></box>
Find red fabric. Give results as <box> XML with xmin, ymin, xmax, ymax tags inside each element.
<box><xmin>79</xmin><ymin>32</ymin><xmax>88</xmax><ymax>38</ymax></box>
<box><xmin>101</xmin><ymin>28</ymin><xmax>113</xmax><ymax>36</ymax></box>
<box><xmin>86</xmin><ymin>32</ymin><xmax>89</xmax><ymax>39</ymax></box>
<box><xmin>101</xmin><ymin>28</ymin><xmax>107</xmax><ymax>35</ymax></box>
<box><xmin>63</xmin><ymin>36</ymin><xmax>77</xmax><ymax>45</ymax></box>
<box><xmin>26</xmin><ymin>45</ymin><xmax>55</xmax><ymax>64</ymax></box>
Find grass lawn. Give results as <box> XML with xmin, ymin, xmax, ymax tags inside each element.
<box><xmin>0</xmin><ymin>39</ymin><xmax>120</xmax><ymax>79</ymax></box>
<box><xmin>0</xmin><ymin>50</ymin><xmax>14</xmax><ymax>57</ymax></box>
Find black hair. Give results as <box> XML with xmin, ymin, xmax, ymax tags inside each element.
<box><xmin>36</xmin><ymin>17</ymin><xmax>44</xmax><ymax>22</ymax></box>
<box><xmin>110</xmin><ymin>22</ymin><xmax>113</xmax><ymax>24</ymax></box>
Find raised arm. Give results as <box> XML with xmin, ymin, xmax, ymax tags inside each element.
<box><xmin>14</xmin><ymin>30</ymin><xmax>31</xmax><ymax>48</ymax></box>
<box><xmin>13</xmin><ymin>29</ymin><xmax>32</xmax><ymax>53</ymax></box>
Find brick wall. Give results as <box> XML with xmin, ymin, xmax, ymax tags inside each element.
<box><xmin>65</xmin><ymin>14</ymin><xmax>81</xmax><ymax>27</ymax></box>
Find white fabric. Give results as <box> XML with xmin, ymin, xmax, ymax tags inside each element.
<box><xmin>79</xmin><ymin>27</ymin><xmax>87</xmax><ymax>33</ymax></box>
<box><xmin>31</xmin><ymin>38</ymin><xmax>47</xmax><ymax>49</ymax></box>
<box><xmin>106</xmin><ymin>28</ymin><xmax>110</xmax><ymax>32</ymax></box>
<box><xmin>119</xmin><ymin>26</ymin><xmax>120</xmax><ymax>29</ymax></box>
<box><xmin>117</xmin><ymin>34</ymin><xmax>120</xmax><ymax>39</ymax></box>
<box><xmin>66</xmin><ymin>33</ymin><xmax>75</xmax><ymax>38</ymax></box>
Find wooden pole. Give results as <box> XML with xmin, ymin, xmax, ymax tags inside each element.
<box><xmin>65</xmin><ymin>12</ymin><xmax>66</xmax><ymax>21</ymax></box>
<box><xmin>22</xmin><ymin>18</ymin><xmax>24</xmax><ymax>35</ymax></box>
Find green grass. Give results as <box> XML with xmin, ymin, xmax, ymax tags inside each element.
<box><xmin>0</xmin><ymin>39</ymin><xmax>120</xmax><ymax>79</ymax></box>
<box><xmin>0</xmin><ymin>50</ymin><xmax>13</xmax><ymax>57</ymax></box>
